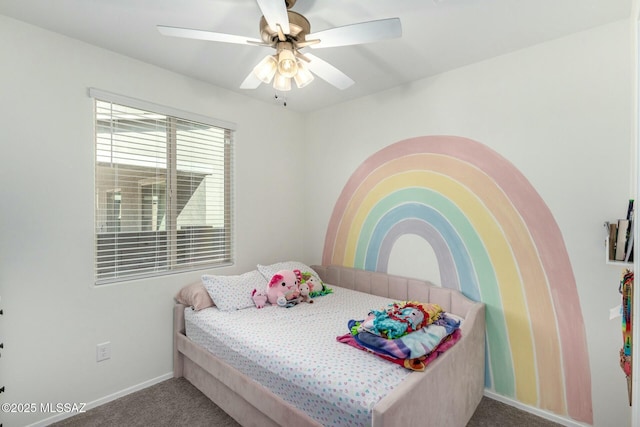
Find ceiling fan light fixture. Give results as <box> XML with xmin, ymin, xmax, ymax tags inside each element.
<box><xmin>293</xmin><ymin>60</ymin><xmax>314</xmax><ymax>88</ymax></box>
<box><xmin>277</xmin><ymin>45</ymin><xmax>298</xmax><ymax>78</ymax></box>
<box><xmin>253</xmin><ymin>55</ymin><xmax>278</xmax><ymax>84</ymax></box>
<box><xmin>273</xmin><ymin>72</ymin><xmax>292</xmax><ymax>91</ymax></box>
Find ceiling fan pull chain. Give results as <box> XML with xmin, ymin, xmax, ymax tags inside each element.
<box><xmin>274</xmin><ymin>93</ymin><xmax>287</xmax><ymax>107</ymax></box>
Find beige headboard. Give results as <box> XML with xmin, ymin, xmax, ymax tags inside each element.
<box><xmin>311</xmin><ymin>264</ymin><xmax>480</xmax><ymax>320</ymax></box>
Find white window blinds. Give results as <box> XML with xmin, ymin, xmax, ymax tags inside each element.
<box><xmin>91</xmin><ymin>89</ymin><xmax>234</xmax><ymax>284</ymax></box>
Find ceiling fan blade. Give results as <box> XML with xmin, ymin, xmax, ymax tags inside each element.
<box><xmin>157</xmin><ymin>25</ymin><xmax>262</xmax><ymax>45</ymax></box>
<box><xmin>256</xmin><ymin>0</ymin><xmax>290</xmax><ymax>34</ymax></box>
<box><xmin>308</xmin><ymin>18</ymin><xmax>402</xmax><ymax>49</ymax></box>
<box><xmin>240</xmin><ymin>71</ymin><xmax>262</xmax><ymax>89</ymax></box>
<box><xmin>304</xmin><ymin>53</ymin><xmax>354</xmax><ymax>90</ymax></box>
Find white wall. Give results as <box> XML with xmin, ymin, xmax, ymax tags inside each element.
<box><xmin>303</xmin><ymin>20</ymin><xmax>633</xmax><ymax>427</ymax></box>
<box><xmin>0</xmin><ymin>15</ymin><xmax>308</xmax><ymax>427</ymax></box>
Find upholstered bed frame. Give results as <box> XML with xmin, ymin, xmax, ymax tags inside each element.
<box><xmin>173</xmin><ymin>265</ymin><xmax>486</xmax><ymax>427</ymax></box>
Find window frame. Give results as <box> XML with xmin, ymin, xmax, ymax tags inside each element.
<box><xmin>90</xmin><ymin>88</ymin><xmax>235</xmax><ymax>284</ymax></box>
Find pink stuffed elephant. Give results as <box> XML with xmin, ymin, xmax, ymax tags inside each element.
<box><xmin>266</xmin><ymin>269</ymin><xmax>300</xmax><ymax>306</ymax></box>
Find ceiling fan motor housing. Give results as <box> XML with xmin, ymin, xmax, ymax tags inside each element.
<box><xmin>259</xmin><ymin>11</ymin><xmax>310</xmax><ymax>45</ymax></box>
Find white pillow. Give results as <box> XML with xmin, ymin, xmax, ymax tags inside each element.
<box><xmin>201</xmin><ymin>270</ymin><xmax>267</xmax><ymax>311</ymax></box>
<box><xmin>257</xmin><ymin>261</ymin><xmax>320</xmax><ymax>281</ymax></box>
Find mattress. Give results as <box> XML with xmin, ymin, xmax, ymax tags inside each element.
<box><xmin>184</xmin><ymin>285</ymin><xmax>413</xmax><ymax>427</ymax></box>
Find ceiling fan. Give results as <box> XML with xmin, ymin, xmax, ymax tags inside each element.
<box><xmin>157</xmin><ymin>0</ymin><xmax>402</xmax><ymax>92</ymax></box>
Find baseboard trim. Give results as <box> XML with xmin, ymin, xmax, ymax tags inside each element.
<box><xmin>28</xmin><ymin>376</ymin><xmax>587</xmax><ymax>427</ymax></box>
<box><xmin>483</xmin><ymin>389</ymin><xmax>589</xmax><ymax>427</ymax></box>
<box><xmin>27</xmin><ymin>372</ymin><xmax>174</xmax><ymax>427</ymax></box>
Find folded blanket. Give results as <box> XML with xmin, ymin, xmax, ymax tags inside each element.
<box><xmin>359</xmin><ymin>301</ymin><xmax>444</xmax><ymax>339</ymax></box>
<box><xmin>346</xmin><ymin>313</ymin><xmax>460</xmax><ymax>360</ymax></box>
<box><xmin>337</xmin><ymin>329</ymin><xmax>462</xmax><ymax>371</ymax></box>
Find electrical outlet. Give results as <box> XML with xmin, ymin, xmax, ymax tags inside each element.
<box><xmin>96</xmin><ymin>342</ymin><xmax>111</xmax><ymax>362</ymax></box>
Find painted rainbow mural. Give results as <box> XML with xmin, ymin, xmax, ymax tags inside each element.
<box><xmin>322</xmin><ymin>136</ymin><xmax>592</xmax><ymax>423</ymax></box>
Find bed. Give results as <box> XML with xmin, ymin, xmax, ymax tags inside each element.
<box><xmin>173</xmin><ymin>264</ymin><xmax>486</xmax><ymax>427</ymax></box>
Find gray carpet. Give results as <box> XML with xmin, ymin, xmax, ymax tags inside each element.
<box><xmin>50</xmin><ymin>377</ymin><xmax>561</xmax><ymax>427</ymax></box>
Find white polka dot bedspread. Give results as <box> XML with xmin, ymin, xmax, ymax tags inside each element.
<box><xmin>184</xmin><ymin>285</ymin><xmax>414</xmax><ymax>427</ymax></box>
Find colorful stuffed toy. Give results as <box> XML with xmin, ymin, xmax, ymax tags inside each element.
<box><xmin>298</xmin><ymin>282</ymin><xmax>313</xmax><ymax>304</ymax></box>
<box><xmin>300</xmin><ymin>271</ymin><xmax>325</xmax><ymax>296</ymax></box>
<box><xmin>251</xmin><ymin>288</ymin><xmax>268</xmax><ymax>309</ymax></box>
<box><xmin>266</xmin><ymin>269</ymin><xmax>300</xmax><ymax>306</ymax></box>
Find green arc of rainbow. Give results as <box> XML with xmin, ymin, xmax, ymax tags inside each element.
<box><xmin>322</xmin><ymin>136</ymin><xmax>592</xmax><ymax>423</ymax></box>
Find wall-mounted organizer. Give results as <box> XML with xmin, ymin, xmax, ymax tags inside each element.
<box><xmin>605</xmin><ymin>223</ymin><xmax>634</xmax><ymax>265</ymax></box>
<box><xmin>605</xmin><ymin>200</ymin><xmax>635</xmax><ymax>266</ymax></box>
<box><xmin>606</xmin><ymin>238</ymin><xmax>634</xmax><ymax>266</ymax></box>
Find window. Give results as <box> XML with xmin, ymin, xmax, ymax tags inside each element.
<box><xmin>91</xmin><ymin>89</ymin><xmax>234</xmax><ymax>284</ymax></box>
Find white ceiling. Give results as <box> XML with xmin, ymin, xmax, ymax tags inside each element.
<box><xmin>0</xmin><ymin>0</ymin><xmax>631</xmax><ymax>112</ymax></box>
